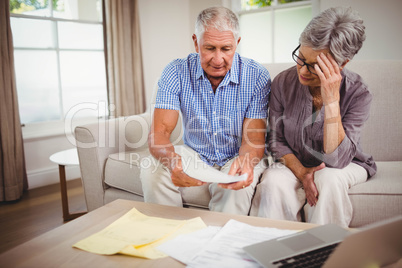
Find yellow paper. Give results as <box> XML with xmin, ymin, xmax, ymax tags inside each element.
<box><xmin>73</xmin><ymin>208</ymin><xmax>207</xmax><ymax>259</ymax></box>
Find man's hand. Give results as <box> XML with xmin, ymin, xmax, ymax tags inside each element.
<box><xmin>219</xmin><ymin>155</ymin><xmax>254</xmax><ymax>190</ymax></box>
<box><xmin>149</xmin><ymin>108</ymin><xmax>206</xmax><ymax>188</ymax></box>
<box><xmin>218</xmin><ymin>118</ymin><xmax>266</xmax><ymax>190</ymax></box>
<box><xmin>299</xmin><ymin>162</ymin><xmax>326</xmax><ymax>206</ymax></box>
<box><xmin>168</xmin><ymin>153</ymin><xmax>207</xmax><ymax>187</ymax></box>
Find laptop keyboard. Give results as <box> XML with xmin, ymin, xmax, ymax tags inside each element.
<box><xmin>272</xmin><ymin>243</ymin><xmax>339</xmax><ymax>268</ymax></box>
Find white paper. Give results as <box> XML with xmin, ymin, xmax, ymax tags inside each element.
<box><xmin>186</xmin><ymin>168</ymin><xmax>248</xmax><ymax>183</ymax></box>
<box><xmin>183</xmin><ymin>155</ymin><xmax>247</xmax><ymax>183</ymax></box>
<box><xmin>158</xmin><ymin>219</ymin><xmax>298</xmax><ymax>268</ymax></box>
<box><xmin>157</xmin><ymin>226</ymin><xmax>221</xmax><ymax>264</ymax></box>
<box><xmin>174</xmin><ymin>146</ymin><xmax>248</xmax><ymax>184</ymax></box>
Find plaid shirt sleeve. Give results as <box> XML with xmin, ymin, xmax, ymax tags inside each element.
<box><xmin>155</xmin><ymin>60</ymin><xmax>181</xmax><ymax>111</ymax></box>
<box><xmin>245</xmin><ymin>67</ymin><xmax>271</xmax><ymax>119</ymax></box>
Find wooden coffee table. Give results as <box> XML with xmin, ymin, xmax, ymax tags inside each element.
<box><xmin>0</xmin><ymin>199</ymin><xmax>318</xmax><ymax>267</ymax></box>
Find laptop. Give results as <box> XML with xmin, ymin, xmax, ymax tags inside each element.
<box><xmin>243</xmin><ymin>216</ymin><xmax>402</xmax><ymax>268</ymax></box>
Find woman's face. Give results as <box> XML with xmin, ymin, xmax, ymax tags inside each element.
<box><xmin>296</xmin><ymin>45</ymin><xmax>330</xmax><ymax>88</ymax></box>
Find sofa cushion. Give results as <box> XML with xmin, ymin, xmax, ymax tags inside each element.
<box><xmin>105</xmin><ymin>150</ymin><xmax>211</xmax><ymax>208</ymax></box>
<box><xmin>104</xmin><ymin>150</ymin><xmax>150</xmax><ymax>196</ymax></box>
<box><xmin>180</xmin><ymin>184</ymin><xmax>211</xmax><ymax>209</ymax></box>
<box><xmin>348</xmin><ymin>161</ymin><xmax>402</xmax><ymax>227</ymax></box>
<box><xmin>348</xmin><ymin>161</ymin><xmax>402</xmax><ymax>195</ymax></box>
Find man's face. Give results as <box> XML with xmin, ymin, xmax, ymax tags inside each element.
<box><xmin>193</xmin><ymin>28</ymin><xmax>240</xmax><ymax>82</ymax></box>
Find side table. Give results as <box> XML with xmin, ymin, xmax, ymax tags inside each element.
<box><xmin>50</xmin><ymin>148</ymin><xmax>87</xmax><ymax>221</ymax></box>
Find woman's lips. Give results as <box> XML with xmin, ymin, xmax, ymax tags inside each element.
<box><xmin>300</xmin><ymin>74</ymin><xmax>312</xmax><ymax>82</ymax></box>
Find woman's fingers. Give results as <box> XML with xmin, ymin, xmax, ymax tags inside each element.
<box><xmin>326</xmin><ymin>53</ymin><xmax>341</xmax><ymax>75</ymax></box>
<box><xmin>317</xmin><ymin>53</ymin><xmax>332</xmax><ymax>77</ymax></box>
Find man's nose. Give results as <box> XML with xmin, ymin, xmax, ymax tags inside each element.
<box><xmin>212</xmin><ymin>50</ymin><xmax>224</xmax><ymax>65</ymax></box>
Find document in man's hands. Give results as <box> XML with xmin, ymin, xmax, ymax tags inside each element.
<box><xmin>183</xmin><ymin>160</ymin><xmax>247</xmax><ymax>183</ymax></box>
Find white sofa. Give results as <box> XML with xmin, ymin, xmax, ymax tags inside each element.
<box><xmin>75</xmin><ymin>60</ymin><xmax>402</xmax><ymax>228</ymax></box>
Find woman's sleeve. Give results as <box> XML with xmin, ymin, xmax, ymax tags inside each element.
<box><xmin>322</xmin><ymin>84</ymin><xmax>372</xmax><ymax>168</ymax></box>
<box><xmin>268</xmin><ymin>78</ymin><xmax>294</xmax><ymax>160</ymax></box>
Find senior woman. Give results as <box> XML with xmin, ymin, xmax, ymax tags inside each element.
<box><xmin>250</xmin><ymin>7</ymin><xmax>377</xmax><ymax>228</ymax></box>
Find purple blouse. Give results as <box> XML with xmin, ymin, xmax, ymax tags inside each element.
<box><xmin>268</xmin><ymin>66</ymin><xmax>377</xmax><ymax>177</ymax></box>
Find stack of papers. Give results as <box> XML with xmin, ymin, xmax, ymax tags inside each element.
<box><xmin>73</xmin><ymin>208</ymin><xmax>207</xmax><ymax>259</ymax></box>
<box><xmin>158</xmin><ymin>219</ymin><xmax>297</xmax><ymax>267</ymax></box>
<box><xmin>73</xmin><ymin>208</ymin><xmax>297</xmax><ymax>267</ymax></box>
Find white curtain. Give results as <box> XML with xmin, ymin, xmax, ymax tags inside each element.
<box><xmin>0</xmin><ymin>0</ymin><xmax>28</xmax><ymax>201</ymax></box>
<box><xmin>104</xmin><ymin>0</ymin><xmax>146</xmax><ymax>117</ymax></box>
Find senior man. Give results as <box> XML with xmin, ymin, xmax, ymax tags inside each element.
<box><xmin>140</xmin><ymin>6</ymin><xmax>271</xmax><ymax>215</ymax></box>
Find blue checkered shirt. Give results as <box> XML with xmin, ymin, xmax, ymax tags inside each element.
<box><xmin>155</xmin><ymin>52</ymin><xmax>271</xmax><ymax>166</ymax></box>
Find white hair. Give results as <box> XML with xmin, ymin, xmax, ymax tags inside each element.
<box><xmin>194</xmin><ymin>7</ymin><xmax>240</xmax><ymax>42</ymax></box>
<box><xmin>299</xmin><ymin>6</ymin><xmax>366</xmax><ymax>65</ymax></box>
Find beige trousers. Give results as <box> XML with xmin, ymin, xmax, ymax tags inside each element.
<box><xmin>140</xmin><ymin>145</ymin><xmax>267</xmax><ymax>215</ymax></box>
<box><xmin>249</xmin><ymin>162</ymin><xmax>368</xmax><ymax>227</ymax></box>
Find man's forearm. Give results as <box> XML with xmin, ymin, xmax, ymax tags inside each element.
<box><xmin>239</xmin><ymin>118</ymin><xmax>267</xmax><ymax>168</ymax></box>
<box><xmin>238</xmin><ymin>142</ymin><xmax>265</xmax><ymax>168</ymax></box>
<box><xmin>148</xmin><ymin>132</ymin><xmax>177</xmax><ymax>172</ymax></box>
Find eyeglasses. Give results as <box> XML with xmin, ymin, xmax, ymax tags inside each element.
<box><xmin>292</xmin><ymin>44</ymin><xmax>318</xmax><ymax>76</ymax></box>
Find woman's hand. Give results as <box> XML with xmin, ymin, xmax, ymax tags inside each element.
<box><xmin>315</xmin><ymin>53</ymin><xmax>346</xmax><ymax>153</ymax></box>
<box><xmin>300</xmin><ymin>162</ymin><xmax>326</xmax><ymax>206</ymax></box>
<box><xmin>315</xmin><ymin>53</ymin><xmax>342</xmax><ymax>105</ymax></box>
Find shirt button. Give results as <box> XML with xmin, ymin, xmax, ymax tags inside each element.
<box><xmin>213</xmin><ymin>111</ymin><xmax>216</xmax><ymax>114</ymax></box>
<box><xmin>210</xmin><ymin>91</ymin><xmax>213</xmax><ymax>93</ymax></box>
<box><xmin>214</xmin><ymin>132</ymin><xmax>217</xmax><ymax>136</ymax></box>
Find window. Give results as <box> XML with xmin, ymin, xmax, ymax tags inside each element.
<box><xmin>236</xmin><ymin>0</ymin><xmax>313</xmax><ymax>63</ymax></box>
<box><xmin>10</xmin><ymin>0</ymin><xmax>108</xmax><ymax>128</ymax></box>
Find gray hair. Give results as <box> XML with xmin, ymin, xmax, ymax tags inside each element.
<box><xmin>194</xmin><ymin>7</ymin><xmax>240</xmax><ymax>42</ymax></box>
<box><xmin>299</xmin><ymin>6</ymin><xmax>366</xmax><ymax>65</ymax></box>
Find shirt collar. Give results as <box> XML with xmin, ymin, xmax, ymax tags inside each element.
<box><xmin>196</xmin><ymin>52</ymin><xmax>240</xmax><ymax>86</ymax></box>
<box><xmin>196</xmin><ymin>55</ymin><xmax>205</xmax><ymax>80</ymax></box>
<box><xmin>228</xmin><ymin>52</ymin><xmax>240</xmax><ymax>85</ymax></box>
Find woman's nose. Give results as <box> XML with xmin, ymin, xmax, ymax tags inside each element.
<box><xmin>299</xmin><ymin>64</ymin><xmax>311</xmax><ymax>75</ymax></box>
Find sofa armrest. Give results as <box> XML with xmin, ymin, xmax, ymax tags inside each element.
<box><xmin>75</xmin><ymin>112</ymin><xmax>151</xmax><ymax>211</ymax></box>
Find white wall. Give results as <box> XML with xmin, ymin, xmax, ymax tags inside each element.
<box><xmin>24</xmin><ymin>135</ymin><xmax>80</xmax><ymax>189</ymax></box>
<box><xmin>138</xmin><ymin>0</ymin><xmax>226</xmax><ymax>106</ymax></box>
<box><xmin>24</xmin><ymin>0</ymin><xmax>401</xmax><ymax>189</ymax></box>
<box><xmin>319</xmin><ymin>0</ymin><xmax>402</xmax><ymax>61</ymax></box>
<box><xmin>138</xmin><ymin>0</ymin><xmax>191</xmax><ymax>107</ymax></box>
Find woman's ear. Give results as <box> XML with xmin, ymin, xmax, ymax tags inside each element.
<box><xmin>340</xmin><ymin>59</ymin><xmax>350</xmax><ymax>71</ymax></box>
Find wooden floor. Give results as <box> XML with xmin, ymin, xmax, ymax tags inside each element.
<box><xmin>0</xmin><ymin>178</ymin><xmax>87</xmax><ymax>254</ymax></box>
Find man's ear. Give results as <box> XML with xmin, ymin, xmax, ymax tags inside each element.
<box><xmin>192</xmin><ymin>34</ymin><xmax>199</xmax><ymax>53</ymax></box>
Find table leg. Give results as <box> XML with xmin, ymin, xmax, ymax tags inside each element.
<box><xmin>58</xmin><ymin>165</ymin><xmax>86</xmax><ymax>222</ymax></box>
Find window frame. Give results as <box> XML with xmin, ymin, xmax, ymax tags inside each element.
<box><xmin>233</xmin><ymin>0</ymin><xmax>319</xmax><ymax>63</ymax></box>
<box><xmin>10</xmin><ymin>6</ymin><xmax>107</xmax><ymax>141</ymax></box>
